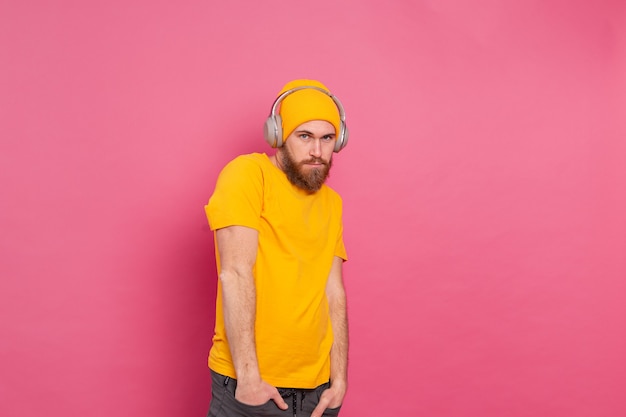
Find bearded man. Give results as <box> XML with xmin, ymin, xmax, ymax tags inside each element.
<box><xmin>204</xmin><ymin>79</ymin><xmax>350</xmax><ymax>417</ymax></box>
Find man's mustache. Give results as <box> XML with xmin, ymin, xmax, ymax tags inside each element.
<box><xmin>300</xmin><ymin>158</ymin><xmax>328</xmax><ymax>166</ymax></box>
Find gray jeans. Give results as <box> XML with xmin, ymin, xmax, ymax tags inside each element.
<box><xmin>207</xmin><ymin>370</ymin><xmax>342</xmax><ymax>417</ymax></box>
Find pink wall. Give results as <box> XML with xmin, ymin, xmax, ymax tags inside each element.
<box><xmin>1</xmin><ymin>1</ymin><xmax>625</xmax><ymax>416</ymax></box>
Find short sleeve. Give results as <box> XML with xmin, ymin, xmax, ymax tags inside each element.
<box><xmin>205</xmin><ymin>156</ymin><xmax>264</xmax><ymax>231</ymax></box>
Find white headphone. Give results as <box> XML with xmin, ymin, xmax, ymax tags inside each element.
<box><xmin>263</xmin><ymin>85</ymin><xmax>349</xmax><ymax>153</ymax></box>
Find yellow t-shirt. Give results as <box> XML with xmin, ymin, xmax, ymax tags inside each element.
<box><xmin>205</xmin><ymin>153</ymin><xmax>347</xmax><ymax>388</ymax></box>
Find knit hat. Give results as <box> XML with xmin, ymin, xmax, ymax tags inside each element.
<box><xmin>278</xmin><ymin>79</ymin><xmax>341</xmax><ymax>141</ymax></box>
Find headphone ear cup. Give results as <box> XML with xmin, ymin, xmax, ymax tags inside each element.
<box><xmin>264</xmin><ymin>115</ymin><xmax>284</xmax><ymax>148</ymax></box>
<box><xmin>274</xmin><ymin>114</ymin><xmax>284</xmax><ymax>147</ymax></box>
<box><xmin>334</xmin><ymin>123</ymin><xmax>349</xmax><ymax>152</ymax></box>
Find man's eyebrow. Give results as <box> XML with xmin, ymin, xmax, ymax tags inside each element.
<box><xmin>294</xmin><ymin>130</ymin><xmax>336</xmax><ymax>136</ymax></box>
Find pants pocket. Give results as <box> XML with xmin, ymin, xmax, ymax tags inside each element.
<box><xmin>226</xmin><ymin>389</ymin><xmax>283</xmax><ymax>417</ymax></box>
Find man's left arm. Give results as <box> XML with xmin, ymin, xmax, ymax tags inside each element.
<box><xmin>312</xmin><ymin>256</ymin><xmax>348</xmax><ymax>417</ymax></box>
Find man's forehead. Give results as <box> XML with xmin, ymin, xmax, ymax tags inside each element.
<box><xmin>294</xmin><ymin>120</ymin><xmax>336</xmax><ymax>134</ymax></box>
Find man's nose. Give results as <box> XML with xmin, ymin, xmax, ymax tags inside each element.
<box><xmin>309</xmin><ymin>139</ymin><xmax>322</xmax><ymax>157</ymax></box>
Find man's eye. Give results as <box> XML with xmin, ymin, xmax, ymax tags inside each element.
<box><xmin>322</xmin><ymin>135</ymin><xmax>333</xmax><ymax>142</ymax></box>
<box><xmin>299</xmin><ymin>134</ymin><xmax>310</xmax><ymax>140</ymax></box>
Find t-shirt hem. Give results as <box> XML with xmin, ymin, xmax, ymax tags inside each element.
<box><xmin>207</xmin><ymin>220</ymin><xmax>260</xmax><ymax>232</ymax></box>
<box><xmin>208</xmin><ymin>364</ymin><xmax>329</xmax><ymax>390</ymax></box>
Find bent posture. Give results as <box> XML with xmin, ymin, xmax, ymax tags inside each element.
<box><xmin>205</xmin><ymin>79</ymin><xmax>350</xmax><ymax>417</ymax></box>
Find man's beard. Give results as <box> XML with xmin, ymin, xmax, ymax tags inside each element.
<box><xmin>280</xmin><ymin>146</ymin><xmax>332</xmax><ymax>193</ymax></box>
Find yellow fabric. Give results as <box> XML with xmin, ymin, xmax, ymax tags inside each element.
<box><xmin>205</xmin><ymin>153</ymin><xmax>347</xmax><ymax>388</ymax></box>
<box><xmin>278</xmin><ymin>79</ymin><xmax>341</xmax><ymax>141</ymax></box>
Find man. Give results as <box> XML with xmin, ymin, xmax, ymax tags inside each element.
<box><xmin>204</xmin><ymin>79</ymin><xmax>350</xmax><ymax>417</ymax></box>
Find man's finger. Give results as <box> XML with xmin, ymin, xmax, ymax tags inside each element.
<box><xmin>311</xmin><ymin>396</ymin><xmax>330</xmax><ymax>417</ymax></box>
<box><xmin>271</xmin><ymin>390</ymin><xmax>288</xmax><ymax>410</ymax></box>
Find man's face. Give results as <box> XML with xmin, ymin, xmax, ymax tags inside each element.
<box><xmin>278</xmin><ymin>120</ymin><xmax>336</xmax><ymax>192</ymax></box>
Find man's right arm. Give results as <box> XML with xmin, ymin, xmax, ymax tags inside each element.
<box><xmin>215</xmin><ymin>225</ymin><xmax>288</xmax><ymax>409</ymax></box>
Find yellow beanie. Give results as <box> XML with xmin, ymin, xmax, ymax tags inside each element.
<box><xmin>278</xmin><ymin>79</ymin><xmax>341</xmax><ymax>141</ymax></box>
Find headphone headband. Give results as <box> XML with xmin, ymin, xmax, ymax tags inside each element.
<box><xmin>263</xmin><ymin>85</ymin><xmax>349</xmax><ymax>152</ymax></box>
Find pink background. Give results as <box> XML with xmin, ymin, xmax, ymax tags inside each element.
<box><xmin>1</xmin><ymin>1</ymin><xmax>625</xmax><ymax>416</ymax></box>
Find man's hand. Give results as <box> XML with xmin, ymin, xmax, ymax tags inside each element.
<box><xmin>235</xmin><ymin>379</ymin><xmax>288</xmax><ymax>410</ymax></box>
<box><xmin>311</xmin><ymin>382</ymin><xmax>346</xmax><ymax>417</ymax></box>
